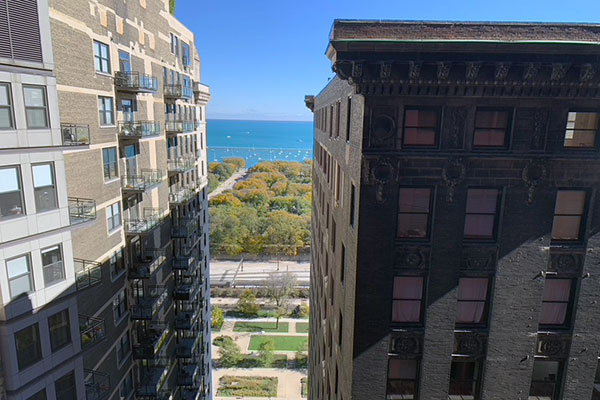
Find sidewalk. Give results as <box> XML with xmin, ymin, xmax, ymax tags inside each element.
<box><xmin>208</xmin><ymin>168</ymin><xmax>247</xmax><ymax>198</ymax></box>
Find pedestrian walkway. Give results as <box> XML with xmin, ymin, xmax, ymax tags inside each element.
<box><xmin>208</xmin><ymin>168</ymin><xmax>247</xmax><ymax>199</ymax></box>
<box><xmin>213</xmin><ymin>368</ymin><xmax>305</xmax><ymax>400</ymax></box>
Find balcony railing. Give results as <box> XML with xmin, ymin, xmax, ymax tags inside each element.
<box><xmin>172</xmin><ymin>218</ymin><xmax>198</xmax><ymax>238</ymax></box>
<box><xmin>118</xmin><ymin>121</ymin><xmax>161</xmax><ymax>139</ymax></box>
<box><xmin>175</xmin><ymin>309</ymin><xmax>200</xmax><ymax>331</ymax></box>
<box><xmin>79</xmin><ymin>315</ymin><xmax>105</xmax><ymax>348</ymax></box>
<box><xmin>61</xmin><ymin>123</ymin><xmax>90</xmax><ymax>146</ymax></box>
<box><xmin>114</xmin><ymin>71</ymin><xmax>158</xmax><ymax>93</ymax></box>
<box><xmin>133</xmin><ymin>324</ymin><xmax>171</xmax><ymax>359</ymax></box>
<box><xmin>74</xmin><ymin>259</ymin><xmax>102</xmax><ymax>290</ymax></box>
<box><xmin>121</xmin><ymin>169</ymin><xmax>163</xmax><ymax>192</ymax></box>
<box><xmin>165</xmin><ymin>120</ymin><xmax>184</xmax><ymax>134</ymax></box>
<box><xmin>129</xmin><ymin>249</ymin><xmax>167</xmax><ymax>279</ymax></box>
<box><xmin>124</xmin><ymin>208</ymin><xmax>165</xmax><ymax>236</ymax></box>
<box><xmin>84</xmin><ymin>369</ymin><xmax>110</xmax><ymax>400</ymax></box>
<box><xmin>167</xmin><ymin>157</ymin><xmax>196</xmax><ymax>173</ymax></box>
<box><xmin>173</xmin><ymin>254</ymin><xmax>195</xmax><ymax>271</ymax></box>
<box><xmin>68</xmin><ymin>197</ymin><xmax>96</xmax><ymax>225</ymax></box>
<box><xmin>177</xmin><ymin>364</ymin><xmax>200</xmax><ymax>387</ymax></box>
<box><xmin>174</xmin><ymin>282</ymin><xmax>197</xmax><ymax>301</ymax></box>
<box><xmin>169</xmin><ymin>187</ymin><xmax>196</xmax><ymax>205</ymax></box>
<box><xmin>183</xmin><ymin>120</ymin><xmax>194</xmax><ymax>132</ymax></box>
<box><xmin>176</xmin><ymin>334</ymin><xmax>201</xmax><ymax>359</ymax></box>
<box><xmin>137</xmin><ymin>358</ymin><xmax>173</xmax><ymax>397</ymax></box>
<box><xmin>164</xmin><ymin>84</ymin><xmax>193</xmax><ymax>99</ymax></box>
<box><xmin>131</xmin><ymin>286</ymin><xmax>168</xmax><ymax>320</ymax></box>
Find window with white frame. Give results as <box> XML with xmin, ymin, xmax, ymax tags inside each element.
<box><xmin>48</xmin><ymin>309</ymin><xmax>71</xmax><ymax>352</ymax></box>
<box><xmin>23</xmin><ymin>85</ymin><xmax>49</xmax><ymax>129</ymax></box>
<box><xmin>7</xmin><ymin>254</ymin><xmax>33</xmax><ymax>298</ymax></box>
<box><xmin>98</xmin><ymin>97</ymin><xmax>114</xmax><ymax>126</ymax></box>
<box><xmin>32</xmin><ymin>163</ymin><xmax>58</xmax><ymax>212</ymax></box>
<box><xmin>116</xmin><ymin>330</ymin><xmax>131</xmax><ymax>365</ymax></box>
<box><xmin>15</xmin><ymin>323</ymin><xmax>42</xmax><ymax>370</ymax></box>
<box><xmin>0</xmin><ymin>83</ymin><xmax>14</xmax><ymax>129</ymax></box>
<box><xmin>106</xmin><ymin>202</ymin><xmax>121</xmax><ymax>231</ymax></box>
<box><xmin>41</xmin><ymin>245</ymin><xmax>64</xmax><ymax>286</ymax></box>
<box><xmin>113</xmin><ymin>289</ymin><xmax>127</xmax><ymax>323</ymax></box>
<box><xmin>0</xmin><ymin>166</ymin><xmax>25</xmax><ymax>219</ymax></box>
<box><xmin>93</xmin><ymin>40</ymin><xmax>110</xmax><ymax>73</ymax></box>
<box><xmin>110</xmin><ymin>248</ymin><xmax>125</xmax><ymax>278</ymax></box>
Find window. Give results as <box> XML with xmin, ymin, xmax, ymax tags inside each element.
<box><xmin>0</xmin><ymin>166</ymin><xmax>25</xmax><ymax>219</ymax></box>
<box><xmin>338</xmin><ymin>311</ymin><xmax>343</xmax><ymax>347</ymax></box>
<box><xmin>403</xmin><ymin>108</ymin><xmax>438</xmax><ymax>146</ymax></box>
<box><xmin>23</xmin><ymin>86</ymin><xmax>48</xmax><ymax>128</ymax></box>
<box><xmin>346</xmin><ymin>96</ymin><xmax>352</xmax><ymax>141</ymax></box>
<box><xmin>93</xmin><ymin>40</ymin><xmax>110</xmax><ymax>73</ymax></box>
<box><xmin>49</xmin><ymin>309</ymin><xmax>71</xmax><ymax>352</ymax></box>
<box><xmin>106</xmin><ymin>202</ymin><xmax>121</xmax><ymax>231</ymax></box>
<box><xmin>473</xmin><ymin>109</ymin><xmax>510</xmax><ymax>147</ymax></box>
<box><xmin>0</xmin><ymin>83</ymin><xmax>14</xmax><ymax>129</ymax></box>
<box><xmin>449</xmin><ymin>360</ymin><xmax>481</xmax><ymax>399</ymax></box>
<box><xmin>182</xmin><ymin>42</ymin><xmax>190</xmax><ymax>66</ymax></box>
<box><xmin>539</xmin><ymin>279</ymin><xmax>573</xmax><ymax>327</ymax></box>
<box><xmin>32</xmin><ymin>163</ymin><xmax>57</xmax><ymax>212</ymax></box>
<box><xmin>26</xmin><ymin>389</ymin><xmax>47</xmax><ymax>400</ymax></box>
<box><xmin>110</xmin><ymin>248</ymin><xmax>125</xmax><ymax>278</ymax></box>
<box><xmin>7</xmin><ymin>254</ymin><xmax>33</xmax><ymax>298</ymax></box>
<box><xmin>98</xmin><ymin>97</ymin><xmax>114</xmax><ymax>126</ymax></box>
<box><xmin>564</xmin><ymin>111</ymin><xmax>598</xmax><ymax>148</ymax></box>
<box><xmin>113</xmin><ymin>289</ymin><xmax>127</xmax><ymax>323</ymax></box>
<box><xmin>102</xmin><ymin>147</ymin><xmax>118</xmax><ymax>180</ymax></box>
<box><xmin>175</xmin><ymin>36</ymin><xmax>179</xmax><ymax>56</ymax></box>
<box><xmin>15</xmin><ymin>323</ymin><xmax>42</xmax><ymax>370</ymax></box>
<box><xmin>391</xmin><ymin>276</ymin><xmax>424</xmax><ymax>323</ymax></box>
<box><xmin>170</xmin><ymin>33</ymin><xmax>175</xmax><ymax>53</ymax></box>
<box><xmin>55</xmin><ymin>371</ymin><xmax>76</xmax><ymax>400</ymax></box>
<box><xmin>119</xmin><ymin>370</ymin><xmax>133</xmax><ymax>398</ymax></box>
<box><xmin>591</xmin><ymin>360</ymin><xmax>600</xmax><ymax>400</ymax></box>
<box><xmin>41</xmin><ymin>245</ymin><xmax>64</xmax><ymax>286</ymax></box>
<box><xmin>456</xmin><ymin>278</ymin><xmax>489</xmax><ymax>325</ymax></box>
<box><xmin>397</xmin><ymin>188</ymin><xmax>432</xmax><ymax>239</ymax></box>
<box><xmin>464</xmin><ymin>188</ymin><xmax>500</xmax><ymax>240</ymax></box>
<box><xmin>116</xmin><ymin>330</ymin><xmax>131</xmax><ymax>365</ymax></box>
<box><xmin>387</xmin><ymin>359</ymin><xmax>418</xmax><ymax>399</ymax></box>
<box><xmin>350</xmin><ymin>183</ymin><xmax>355</xmax><ymax>227</ymax></box>
<box><xmin>552</xmin><ymin>190</ymin><xmax>586</xmax><ymax>241</ymax></box>
<box><xmin>530</xmin><ymin>360</ymin><xmax>563</xmax><ymax>400</ymax></box>
<box><xmin>340</xmin><ymin>243</ymin><xmax>345</xmax><ymax>283</ymax></box>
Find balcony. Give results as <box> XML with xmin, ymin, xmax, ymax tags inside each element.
<box><xmin>164</xmin><ymin>84</ymin><xmax>193</xmax><ymax>99</ymax></box>
<box><xmin>131</xmin><ymin>286</ymin><xmax>168</xmax><ymax>320</ymax></box>
<box><xmin>181</xmin><ymin>388</ymin><xmax>201</xmax><ymax>400</ymax></box>
<box><xmin>124</xmin><ymin>208</ymin><xmax>165</xmax><ymax>236</ymax></box>
<box><xmin>133</xmin><ymin>324</ymin><xmax>171</xmax><ymax>359</ymax></box>
<box><xmin>121</xmin><ymin>169</ymin><xmax>163</xmax><ymax>193</ymax></box>
<box><xmin>193</xmin><ymin>82</ymin><xmax>210</xmax><ymax>104</ymax></box>
<box><xmin>114</xmin><ymin>71</ymin><xmax>158</xmax><ymax>93</ymax></box>
<box><xmin>169</xmin><ymin>187</ymin><xmax>197</xmax><ymax>205</ymax></box>
<box><xmin>173</xmin><ymin>254</ymin><xmax>195</xmax><ymax>271</ymax></box>
<box><xmin>61</xmin><ymin>123</ymin><xmax>90</xmax><ymax>146</ymax></box>
<box><xmin>172</xmin><ymin>218</ymin><xmax>198</xmax><ymax>239</ymax></box>
<box><xmin>118</xmin><ymin>121</ymin><xmax>161</xmax><ymax>140</ymax></box>
<box><xmin>74</xmin><ymin>259</ymin><xmax>102</xmax><ymax>290</ymax></box>
<box><xmin>84</xmin><ymin>369</ymin><xmax>110</xmax><ymax>400</ymax></box>
<box><xmin>177</xmin><ymin>364</ymin><xmax>200</xmax><ymax>387</ymax></box>
<box><xmin>174</xmin><ymin>282</ymin><xmax>197</xmax><ymax>301</ymax></box>
<box><xmin>176</xmin><ymin>335</ymin><xmax>201</xmax><ymax>359</ymax></box>
<box><xmin>68</xmin><ymin>197</ymin><xmax>96</xmax><ymax>225</ymax></box>
<box><xmin>167</xmin><ymin>157</ymin><xmax>196</xmax><ymax>174</ymax></box>
<box><xmin>174</xmin><ymin>309</ymin><xmax>200</xmax><ymax>331</ymax></box>
<box><xmin>79</xmin><ymin>315</ymin><xmax>105</xmax><ymax>348</ymax></box>
<box><xmin>129</xmin><ymin>249</ymin><xmax>167</xmax><ymax>279</ymax></box>
<box><xmin>137</xmin><ymin>358</ymin><xmax>173</xmax><ymax>398</ymax></box>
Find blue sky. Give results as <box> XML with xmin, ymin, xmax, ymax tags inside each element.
<box><xmin>175</xmin><ymin>0</ymin><xmax>600</xmax><ymax>122</ymax></box>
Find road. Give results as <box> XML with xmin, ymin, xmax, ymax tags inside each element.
<box><xmin>209</xmin><ymin>259</ymin><xmax>310</xmax><ymax>287</ymax></box>
<box><xmin>208</xmin><ymin>168</ymin><xmax>247</xmax><ymax>199</ymax></box>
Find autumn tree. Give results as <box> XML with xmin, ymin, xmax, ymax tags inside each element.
<box><xmin>237</xmin><ymin>289</ymin><xmax>260</xmax><ymax>316</ymax></box>
<box><xmin>264</xmin><ymin>271</ymin><xmax>297</xmax><ymax>328</ymax></box>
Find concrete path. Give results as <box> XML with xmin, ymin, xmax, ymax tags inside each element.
<box><xmin>213</xmin><ymin>368</ymin><xmax>306</xmax><ymax>400</ymax></box>
<box><xmin>210</xmin><ymin>260</ymin><xmax>310</xmax><ymax>287</ymax></box>
<box><xmin>208</xmin><ymin>168</ymin><xmax>247</xmax><ymax>199</ymax></box>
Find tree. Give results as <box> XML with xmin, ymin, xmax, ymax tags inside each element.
<box><xmin>169</xmin><ymin>0</ymin><xmax>175</xmax><ymax>15</ymax></box>
<box><xmin>237</xmin><ymin>289</ymin><xmax>260</xmax><ymax>316</ymax></box>
<box><xmin>264</xmin><ymin>271</ymin><xmax>297</xmax><ymax>327</ymax></box>
<box><xmin>212</xmin><ymin>306</ymin><xmax>224</xmax><ymax>329</ymax></box>
<box><xmin>219</xmin><ymin>339</ymin><xmax>242</xmax><ymax>367</ymax></box>
<box><xmin>258</xmin><ymin>339</ymin><xmax>275</xmax><ymax>367</ymax></box>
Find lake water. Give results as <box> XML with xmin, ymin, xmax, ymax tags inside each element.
<box><xmin>207</xmin><ymin>119</ymin><xmax>313</xmax><ymax>167</ymax></box>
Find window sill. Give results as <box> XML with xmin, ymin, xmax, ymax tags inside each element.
<box><xmin>104</xmin><ymin>177</ymin><xmax>120</xmax><ymax>185</ymax></box>
<box><xmin>117</xmin><ymin>351</ymin><xmax>132</xmax><ymax>369</ymax></box>
<box><xmin>44</xmin><ymin>278</ymin><xmax>66</xmax><ymax>288</ymax></box>
<box><xmin>114</xmin><ymin>312</ymin><xmax>129</xmax><ymax>327</ymax></box>
<box><xmin>50</xmin><ymin>341</ymin><xmax>72</xmax><ymax>354</ymax></box>
<box><xmin>35</xmin><ymin>207</ymin><xmax>59</xmax><ymax>215</ymax></box>
<box><xmin>110</xmin><ymin>269</ymin><xmax>127</xmax><ymax>283</ymax></box>
<box><xmin>0</xmin><ymin>213</ymin><xmax>27</xmax><ymax>223</ymax></box>
<box><xmin>99</xmin><ymin>125</ymin><xmax>116</xmax><ymax>129</ymax></box>
<box><xmin>95</xmin><ymin>71</ymin><xmax>113</xmax><ymax>78</ymax></box>
<box><xmin>108</xmin><ymin>226</ymin><xmax>122</xmax><ymax>236</ymax></box>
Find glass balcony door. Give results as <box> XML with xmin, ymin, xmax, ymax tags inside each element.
<box><xmin>122</xmin><ymin>99</ymin><xmax>134</xmax><ymax>123</ymax></box>
<box><xmin>119</xmin><ymin>51</ymin><xmax>131</xmax><ymax>73</ymax></box>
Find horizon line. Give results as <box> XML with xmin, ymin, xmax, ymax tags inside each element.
<box><xmin>207</xmin><ymin>118</ymin><xmax>313</xmax><ymax>123</ymax></box>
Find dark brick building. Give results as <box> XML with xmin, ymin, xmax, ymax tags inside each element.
<box><xmin>305</xmin><ymin>20</ymin><xmax>600</xmax><ymax>400</ymax></box>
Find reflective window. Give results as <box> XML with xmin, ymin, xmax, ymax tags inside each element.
<box><xmin>102</xmin><ymin>147</ymin><xmax>118</xmax><ymax>180</ymax></box>
<box><xmin>93</xmin><ymin>40</ymin><xmax>110</xmax><ymax>73</ymax></box>
<box><xmin>106</xmin><ymin>202</ymin><xmax>121</xmax><ymax>231</ymax></box>
<box><xmin>0</xmin><ymin>166</ymin><xmax>25</xmax><ymax>219</ymax></box>
<box><xmin>387</xmin><ymin>359</ymin><xmax>418</xmax><ymax>399</ymax></box>
<box><xmin>49</xmin><ymin>309</ymin><xmax>71</xmax><ymax>352</ymax></box>
<box><xmin>539</xmin><ymin>279</ymin><xmax>572</xmax><ymax>327</ymax></box>
<box><xmin>391</xmin><ymin>277</ymin><xmax>423</xmax><ymax>323</ymax></box>
<box><xmin>473</xmin><ymin>109</ymin><xmax>510</xmax><ymax>147</ymax></box>
<box><xmin>7</xmin><ymin>254</ymin><xmax>33</xmax><ymax>298</ymax></box>
<box><xmin>23</xmin><ymin>86</ymin><xmax>48</xmax><ymax>128</ymax></box>
<box><xmin>464</xmin><ymin>189</ymin><xmax>500</xmax><ymax>240</ymax></box>
<box><xmin>552</xmin><ymin>190</ymin><xmax>586</xmax><ymax>241</ymax></box>
<box><xmin>98</xmin><ymin>97</ymin><xmax>114</xmax><ymax>126</ymax></box>
<box><xmin>397</xmin><ymin>188</ymin><xmax>432</xmax><ymax>239</ymax></box>
<box><xmin>403</xmin><ymin>108</ymin><xmax>438</xmax><ymax>146</ymax></box>
<box><xmin>41</xmin><ymin>245</ymin><xmax>64</xmax><ymax>286</ymax></box>
<box><xmin>0</xmin><ymin>83</ymin><xmax>13</xmax><ymax>129</ymax></box>
<box><xmin>456</xmin><ymin>278</ymin><xmax>489</xmax><ymax>325</ymax></box>
<box><xmin>530</xmin><ymin>360</ymin><xmax>562</xmax><ymax>400</ymax></box>
<box><xmin>55</xmin><ymin>371</ymin><xmax>76</xmax><ymax>400</ymax></box>
<box><xmin>15</xmin><ymin>323</ymin><xmax>42</xmax><ymax>370</ymax></box>
<box><xmin>32</xmin><ymin>163</ymin><xmax>57</xmax><ymax>212</ymax></box>
<box><xmin>564</xmin><ymin>112</ymin><xmax>598</xmax><ymax>148</ymax></box>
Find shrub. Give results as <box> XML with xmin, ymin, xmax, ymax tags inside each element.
<box><xmin>212</xmin><ymin>306</ymin><xmax>224</xmax><ymax>329</ymax></box>
<box><xmin>237</xmin><ymin>289</ymin><xmax>260</xmax><ymax>316</ymax></box>
<box><xmin>291</xmin><ymin>303</ymin><xmax>309</xmax><ymax>318</ymax></box>
<box><xmin>213</xmin><ymin>335</ymin><xmax>234</xmax><ymax>347</ymax></box>
<box><xmin>257</xmin><ymin>339</ymin><xmax>275</xmax><ymax>367</ymax></box>
<box><xmin>219</xmin><ymin>339</ymin><xmax>242</xmax><ymax>367</ymax></box>
<box><xmin>223</xmin><ymin>157</ymin><xmax>246</xmax><ymax>169</ymax></box>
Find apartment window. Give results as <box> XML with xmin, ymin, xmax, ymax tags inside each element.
<box><xmin>93</xmin><ymin>40</ymin><xmax>110</xmax><ymax>73</ymax></box>
<box><xmin>32</xmin><ymin>163</ymin><xmax>57</xmax><ymax>212</ymax></box>
<box><xmin>0</xmin><ymin>166</ymin><xmax>25</xmax><ymax>219</ymax></box>
<box><xmin>456</xmin><ymin>278</ymin><xmax>489</xmax><ymax>325</ymax></box>
<box><xmin>473</xmin><ymin>109</ymin><xmax>511</xmax><ymax>147</ymax></box>
<box><xmin>552</xmin><ymin>190</ymin><xmax>586</xmax><ymax>241</ymax></box>
<box><xmin>182</xmin><ymin>42</ymin><xmax>190</xmax><ymax>66</ymax></box>
<box><xmin>23</xmin><ymin>86</ymin><xmax>48</xmax><ymax>128</ymax></box>
<box><xmin>102</xmin><ymin>147</ymin><xmax>118</xmax><ymax>180</ymax></box>
<box><xmin>119</xmin><ymin>370</ymin><xmax>133</xmax><ymax>398</ymax></box>
<box><xmin>464</xmin><ymin>188</ymin><xmax>500</xmax><ymax>240</ymax></box>
<box><xmin>116</xmin><ymin>330</ymin><xmax>131</xmax><ymax>365</ymax></box>
<box><xmin>592</xmin><ymin>360</ymin><xmax>600</xmax><ymax>400</ymax></box>
<box><xmin>110</xmin><ymin>249</ymin><xmax>125</xmax><ymax>278</ymax></box>
<box><xmin>340</xmin><ymin>243</ymin><xmax>346</xmax><ymax>283</ymax></box>
<box><xmin>403</xmin><ymin>108</ymin><xmax>438</xmax><ymax>146</ymax></box>
<box><xmin>49</xmin><ymin>309</ymin><xmax>71</xmax><ymax>352</ymax></box>
<box><xmin>41</xmin><ymin>245</ymin><xmax>64</xmax><ymax>286</ymax></box>
<box><xmin>175</xmin><ymin>36</ymin><xmax>179</xmax><ymax>56</ymax></box>
<box><xmin>530</xmin><ymin>360</ymin><xmax>563</xmax><ymax>400</ymax></box>
<box><xmin>0</xmin><ymin>83</ymin><xmax>13</xmax><ymax>129</ymax></box>
<box><xmin>7</xmin><ymin>254</ymin><xmax>33</xmax><ymax>298</ymax></box>
<box><xmin>449</xmin><ymin>360</ymin><xmax>481</xmax><ymax>399</ymax></box>
<box><xmin>564</xmin><ymin>111</ymin><xmax>598</xmax><ymax>148</ymax></box>
<box><xmin>338</xmin><ymin>311</ymin><xmax>343</xmax><ymax>347</ymax></box>
<box><xmin>397</xmin><ymin>188</ymin><xmax>432</xmax><ymax>239</ymax></box>
<box><xmin>55</xmin><ymin>371</ymin><xmax>76</xmax><ymax>400</ymax></box>
<box><xmin>106</xmin><ymin>202</ymin><xmax>121</xmax><ymax>231</ymax></box>
<box><xmin>391</xmin><ymin>276</ymin><xmax>424</xmax><ymax>323</ymax></box>
<box><xmin>387</xmin><ymin>359</ymin><xmax>418</xmax><ymax>399</ymax></box>
<box><xmin>113</xmin><ymin>289</ymin><xmax>127</xmax><ymax>323</ymax></box>
<box><xmin>98</xmin><ymin>97</ymin><xmax>114</xmax><ymax>126</ymax></box>
<box><xmin>346</xmin><ymin>96</ymin><xmax>352</xmax><ymax>141</ymax></box>
<box><xmin>350</xmin><ymin>183</ymin><xmax>356</xmax><ymax>227</ymax></box>
<box><xmin>15</xmin><ymin>323</ymin><xmax>42</xmax><ymax>370</ymax></box>
<box><xmin>26</xmin><ymin>389</ymin><xmax>47</xmax><ymax>400</ymax></box>
<box><xmin>540</xmin><ymin>279</ymin><xmax>573</xmax><ymax>327</ymax></box>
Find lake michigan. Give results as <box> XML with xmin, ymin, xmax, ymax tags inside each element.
<box><xmin>207</xmin><ymin>119</ymin><xmax>313</xmax><ymax>167</ymax></box>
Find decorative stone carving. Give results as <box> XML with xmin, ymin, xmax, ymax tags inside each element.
<box><xmin>549</xmin><ymin>251</ymin><xmax>584</xmax><ymax>276</ymax></box>
<box><xmin>537</xmin><ymin>333</ymin><xmax>571</xmax><ymax>358</ymax></box>
<box><xmin>551</xmin><ymin>63</ymin><xmax>570</xmax><ymax>81</ymax></box>
<box><xmin>363</xmin><ymin>158</ymin><xmax>400</xmax><ymax>204</ymax></box>
<box><xmin>580</xmin><ymin>63</ymin><xmax>596</xmax><ymax>82</ymax></box>
<box><xmin>369</xmin><ymin>113</ymin><xmax>396</xmax><ymax>147</ymax></box>
<box><xmin>523</xmin><ymin>63</ymin><xmax>541</xmax><ymax>81</ymax></box>
<box><xmin>332</xmin><ymin>61</ymin><xmax>352</xmax><ymax>80</ymax></box>
<box><xmin>408</xmin><ymin>61</ymin><xmax>422</xmax><ymax>80</ymax></box>
<box><xmin>494</xmin><ymin>62</ymin><xmax>511</xmax><ymax>80</ymax></box>
<box><xmin>465</xmin><ymin>62</ymin><xmax>482</xmax><ymax>81</ymax></box>
<box><xmin>441</xmin><ymin>158</ymin><xmax>466</xmax><ymax>202</ymax></box>
<box><xmin>381</xmin><ymin>62</ymin><xmax>392</xmax><ymax>79</ymax></box>
<box><xmin>531</xmin><ymin>109</ymin><xmax>549</xmax><ymax>150</ymax></box>
<box><xmin>437</xmin><ymin>62</ymin><xmax>452</xmax><ymax>80</ymax></box>
<box><xmin>395</xmin><ymin>248</ymin><xmax>429</xmax><ymax>270</ymax></box>
<box><xmin>521</xmin><ymin>159</ymin><xmax>547</xmax><ymax>204</ymax></box>
<box><xmin>390</xmin><ymin>331</ymin><xmax>423</xmax><ymax>359</ymax></box>
<box><xmin>454</xmin><ymin>332</ymin><xmax>487</xmax><ymax>358</ymax></box>
<box><xmin>352</xmin><ymin>62</ymin><xmax>363</xmax><ymax>79</ymax></box>
<box><xmin>461</xmin><ymin>247</ymin><xmax>498</xmax><ymax>272</ymax></box>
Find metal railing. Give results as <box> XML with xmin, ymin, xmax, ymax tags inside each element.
<box><xmin>84</xmin><ymin>369</ymin><xmax>110</xmax><ymax>400</ymax></box>
<box><xmin>174</xmin><ymin>309</ymin><xmax>199</xmax><ymax>330</ymax></box>
<box><xmin>133</xmin><ymin>323</ymin><xmax>171</xmax><ymax>359</ymax></box>
<box><xmin>165</xmin><ymin>120</ymin><xmax>184</xmax><ymax>134</ymax></box>
<box><xmin>173</xmin><ymin>254</ymin><xmax>195</xmax><ymax>271</ymax></box>
<box><xmin>68</xmin><ymin>197</ymin><xmax>96</xmax><ymax>225</ymax></box>
<box><xmin>79</xmin><ymin>315</ymin><xmax>105</xmax><ymax>348</ymax></box>
<box><xmin>167</xmin><ymin>157</ymin><xmax>196</xmax><ymax>173</ymax></box>
<box><xmin>137</xmin><ymin>359</ymin><xmax>172</xmax><ymax>397</ymax></box>
<box><xmin>124</xmin><ymin>208</ymin><xmax>165</xmax><ymax>235</ymax></box>
<box><xmin>114</xmin><ymin>71</ymin><xmax>158</xmax><ymax>92</ymax></box>
<box><xmin>121</xmin><ymin>169</ymin><xmax>162</xmax><ymax>192</ymax></box>
<box><xmin>131</xmin><ymin>285</ymin><xmax>168</xmax><ymax>320</ymax></box>
<box><xmin>183</xmin><ymin>120</ymin><xmax>194</xmax><ymax>132</ymax></box>
<box><xmin>74</xmin><ymin>259</ymin><xmax>102</xmax><ymax>289</ymax></box>
<box><xmin>61</xmin><ymin>123</ymin><xmax>90</xmax><ymax>146</ymax></box>
<box><xmin>169</xmin><ymin>187</ymin><xmax>196</xmax><ymax>205</ymax></box>
<box><xmin>164</xmin><ymin>84</ymin><xmax>193</xmax><ymax>99</ymax></box>
<box><xmin>172</xmin><ymin>218</ymin><xmax>198</xmax><ymax>238</ymax></box>
<box><xmin>129</xmin><ymin>249</ymin><xmax>167</xmax><ymax>279</ymax></box>
<box><xmin>117</xmin><ymin>121</ymin><xmax>161</xmax><ymax>139</ymax></box>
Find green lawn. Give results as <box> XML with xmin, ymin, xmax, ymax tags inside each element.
<box><xmin>217</xmin><ymin>376</ymin><xmax>277</xmax><ymax>397</ymax></box>
<box><xmin>233</xmin><ymin>321</ymin><xmax>289</xmax><ymax>333</ymax></box>
<box><xmin>295</xmin><ymin>322</ymin><xmax>309</xmax><ymax>333</ymax></box>
<box><xmin>248</xmin><ymin>335</ymin><xmax>308</xmax><ymax>351</ymax></box>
